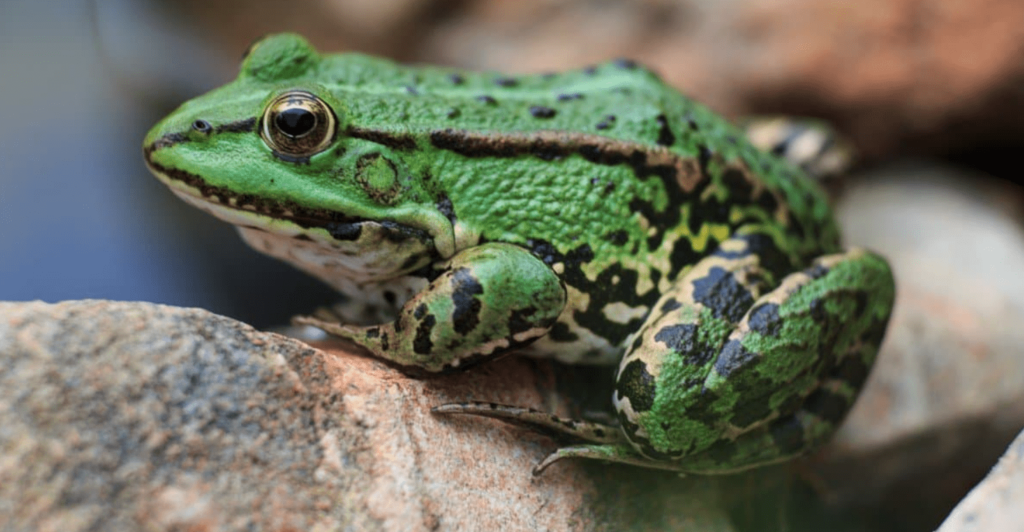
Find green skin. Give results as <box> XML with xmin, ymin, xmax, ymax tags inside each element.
<box><xmin>144</xmin><ymin>34</ymin><xmax>895</xmax><ymax>475</ymax></box>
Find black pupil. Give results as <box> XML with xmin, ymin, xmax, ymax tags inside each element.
<box><xmin>275</xmin><ymin>107</ymin><xmax>317</xmax><ymax>138</ymax></box>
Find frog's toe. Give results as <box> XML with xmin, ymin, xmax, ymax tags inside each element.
<box><xmin>533</xmin><ymin>449</ymin><xmax>568</xmax><ymax>476</ymax></box>
<box><xmin>533</xmin><ymin>444</ymin><xmax>687</xmax><ymax>475</ymax></box>
<box><xmin>291</xmin><ymin>314</ymin><xmax>359</xmax><ymax>337</ymax></box>
<box><xmin>432</xmin><ymin>401</ymin><xmax>625</xmax><ymax>444</ymax></box>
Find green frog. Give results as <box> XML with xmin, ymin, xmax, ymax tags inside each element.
<box><xmin>143</xmin><ymin>34</ymin><xmax>895</xmax><ymax>475</ymax></box>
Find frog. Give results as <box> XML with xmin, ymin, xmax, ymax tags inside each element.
<box><xmin>143</xmin><ymin>33</ymin><xmax>895</xmax><ymax>476</ymax></box>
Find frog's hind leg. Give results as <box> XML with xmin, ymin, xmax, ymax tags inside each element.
<box><xmin>434</xmin><ymin>235</ymin><xmax>779</xmax><ymax>472</ymax></box>
<box><xmin>433</xmin><ymin>240</ymin><xmax>894</xmax><ymax>475</ymax></box>
<box><xmin>461</xmin><ymin>246</ymin><xmax>893</xmax><ymax>475</ymax></box>
<box><xmin>740</xmin><ymin>116</ymin><xmax>854</xmax><ymax>180</ymax></box>
<box><xmin>606</xmin><ymin>247</ymin><xmax>894</xmax><ymax>474</ymax></box>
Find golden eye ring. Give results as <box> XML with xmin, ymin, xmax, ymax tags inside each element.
<box><xmin>260</xmin><ymin>91</ymin><xmax>336</xmax><ymax>158</ymax></box>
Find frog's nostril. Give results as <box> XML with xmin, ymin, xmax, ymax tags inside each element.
<box><xmin>192</xmin><ymin>119</ymin><xmax>213</xmax><ymax>134</ymax></box>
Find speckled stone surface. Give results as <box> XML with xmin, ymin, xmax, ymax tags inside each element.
<box><xmin>0</xmin><ymin>300</ymin><xmax>732</xmax><ymax>532</ymax></box>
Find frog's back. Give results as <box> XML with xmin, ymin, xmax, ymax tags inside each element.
<box><xmin>318</xmin><ymin>52</ymin><xmax>838</xmax><ymax>264</ymax></box>
<box><xmin>316</xmin><ymin>52</ymin><xmax>841</xmax><ymax>361</ymax></box>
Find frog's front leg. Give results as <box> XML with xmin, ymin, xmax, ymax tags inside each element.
<box><xmin>296</xmin><ymin>242</ymin><xmax>566</xmax><ymax>374</ymax></box>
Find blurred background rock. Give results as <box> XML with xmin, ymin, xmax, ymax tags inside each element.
<box><xmin>3</xmin><ymin>1</ymin><xmax>1024</xmax><ymax>530</ymax></box>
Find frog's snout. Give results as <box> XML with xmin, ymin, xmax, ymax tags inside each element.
<box><xmin>142</xmin><ymin>118</ymin><xmax>192</xmax><ymax>156</ymax></box>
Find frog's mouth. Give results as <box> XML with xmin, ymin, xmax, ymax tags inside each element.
<box><xmin>144</xmin><ymin>150</ymin><xmax>442</xmax><ymax>287</ymax></box>
<box><xmin>144</xmin><ymin>145</ymin><xmax>436</xmax><ymax>246</ymax></box>
<box><xmin>145</xmin><ymin>151</ymin><xmax>355</xmax><ymax>233</ymax></box>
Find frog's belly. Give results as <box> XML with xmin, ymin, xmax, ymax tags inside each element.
<box><xmin>521</xmin><ymin>285</ymin><xmax>633</xmax><ymax>366</ymax></box>
<box><xmin>524</xmin><ymin>334</ymin><xmax>622</xmax><ymax>365</ymax></box>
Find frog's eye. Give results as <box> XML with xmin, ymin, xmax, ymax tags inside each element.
<box><xmin>260</xmin><ymin>91</ymin><xmax>336</xmax><ymax>158</ymax></box>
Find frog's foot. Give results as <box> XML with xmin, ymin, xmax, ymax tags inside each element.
<box><xmin>433</xmin><ymin>403</ymin><xmax>673</xmax><ymax>475</ymax></box>
<box><xmin>432</xmin><ymin>402</ymin><xmax>627</xmax><ymax>445</ymax></box>
<box><xmin>533</xmin><ymin>444</ymin><xmax>691</xmax><ymax>476</ymax></box>
<box><xmin>739</xmin><ymin>116</ymin><xmax>854</xmax><ymax>180</ymax></box>
<box><xmin>298</xmin><ymin>242</ymin><xmax>567</xmax><ymax>374</ymax></box>
<box><xmin>292</xmin><ymin>313</ymin><xmax>365</xmax><ymax>341</ymax></box>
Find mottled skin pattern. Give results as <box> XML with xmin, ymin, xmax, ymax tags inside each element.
<box><xmin>144</xmin><ymin>34</ymin><xmax>895</xmax><ymax>474</ymax></box>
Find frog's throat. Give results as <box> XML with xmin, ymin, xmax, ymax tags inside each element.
<box><xmin>142</xmin><ymin>145</ymin><xmax>456</xmax><ymax>260</ymax></box>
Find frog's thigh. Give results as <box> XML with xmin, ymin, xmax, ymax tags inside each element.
<box><xmin>298</xmin><ymin>242</ymin><xmax>566</xmax><ymax>373</ymax></box>
<box><xmin>615</xmin><ymin>247</ymin><xmax>894</xmax><ymax>473</ymax></box>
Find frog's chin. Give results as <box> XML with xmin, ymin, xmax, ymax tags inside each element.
<box><xmin>168</xmin><ymin>188</ymin><xmax>438</xmax><ymax>285</ymax></box>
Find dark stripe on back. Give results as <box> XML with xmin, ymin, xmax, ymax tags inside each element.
<box><xmin>348</xmin><ymin>126</ymin><xmax>417</xmax><ymax>150</ymax></box>
<box><xmin>427</xmin><ymin>128</ymin><xmax>696</xmax><ymax>192</ymax></box>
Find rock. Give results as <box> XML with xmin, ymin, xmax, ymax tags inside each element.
<box><xmin>0</xmin><ymin>300</ymin><xmax>735</xmax><ymax>532</ymax></box>
<box><xmin>937</xmin><ymin>428</ymin><xmax>1024</xmax><ymax>532</ymax></box>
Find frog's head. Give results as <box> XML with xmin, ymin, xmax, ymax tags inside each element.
<box><xmin>143</xmin><ymin>33</ymin><xmax>453</xmax><ymax>286</ymax></box>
